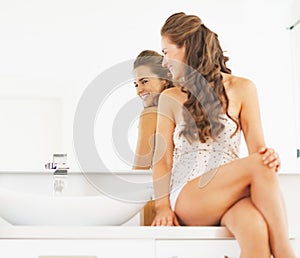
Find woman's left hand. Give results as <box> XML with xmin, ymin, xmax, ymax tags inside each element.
<box><xmin>259</xmin><ymin>147</ymin><xmax>281</xmax><ymax>172</ymax></box>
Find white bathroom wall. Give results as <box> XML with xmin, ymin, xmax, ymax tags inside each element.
<box><xmin>290</xmin><ymin>0</ymin><xmax>300</xmax><ymax>170</ymax></box>
<box><xmin>0</xmin><ymin>97</ymin><xmax>62</xmax><ymax>170</ymax></box>
<box><xmin>0</xmin><ymin>0</ymin><xmax>298</xmax><ymax>172</ymax></box>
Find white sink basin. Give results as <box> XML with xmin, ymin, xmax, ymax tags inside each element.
<box><xmin>0</xmin><ymin>170</ymin><xmax>153</xmax><ymax>226</ymax></box>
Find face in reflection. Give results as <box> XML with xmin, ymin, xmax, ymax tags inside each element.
<box><xmin>134</xmin><ymin>65</ymin><xmax>168</xmax><ymax>108</ymax></box>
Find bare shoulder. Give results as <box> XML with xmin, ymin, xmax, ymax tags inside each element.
<box><xmin>138</xmin><ymin>108</ymin><xmax>157</xmax><ymax>134</ymax></box>
<box><xmin>140</xmin><ymin>106</ymin><xmax>158</xmax><ymax>116</ymax></box>
<box><xmin>139</xmin><ymin>106</ymin><xmax>158</xmax><ymax>121</ymax></box>
<box><xmin>161</xmin><ymin>86</ymin><xmax>184</xmax><ymax>96</ymax></box>
<box><xmin>157</xmin><ymin>86</ymin><xmax>185</xmax><ymax>121</ymax></box>
<box><xmin>160</xmin><ymin>86</ymin><xmax>186</xmax><ymax>104</ymax></box>
<box><xmin>227</xmin><ymin>74</ymin><xmax>258</xmax><ymax>97</ymax></box>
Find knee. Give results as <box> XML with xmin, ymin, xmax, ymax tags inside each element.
<box><xmin>248</xmin><ymin>153</ymin><xmax>277</xmax><ymax>179</ymax></box>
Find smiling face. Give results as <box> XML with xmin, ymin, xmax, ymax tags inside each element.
<box><xmin>134</xmin><ymin>65</ymin><xmax>167</xmax><ymax>108</ymax></box>
<box><xmin>161</xmin><ymin>36</ymin><xmax>186</xmax><ymax>81</ymax></box>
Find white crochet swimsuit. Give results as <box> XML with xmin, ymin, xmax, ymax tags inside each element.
<box><xmin>169</xmin><ymin>114</ymin><xmax>241</xmax><ymax>211</ymax></box>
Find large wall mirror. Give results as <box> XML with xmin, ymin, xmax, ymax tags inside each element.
<box><xmin>0</xmin><ymin>0</ymin><xmax>299</xmax><ymax>172</ymax></box>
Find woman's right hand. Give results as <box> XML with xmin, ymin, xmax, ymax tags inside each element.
<box><xmin>151</xmin><ymin>207</ymin><xmax>180</xmax><ymax>226</ymax></box>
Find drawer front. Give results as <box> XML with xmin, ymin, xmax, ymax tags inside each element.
<box><xmin>0</xmin><ymin>239</ymin><xmax>155</xmax><ymax>258</ymax></box>
<box><xmin>155</xmin><ymin>240</ymin><xmax>240</xmax><ymax>258</ymax></box>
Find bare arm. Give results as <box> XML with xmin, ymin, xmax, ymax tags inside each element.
<box><xmin>239</xmin><ymin>80</ymin><xmax>266</xmax><ymax>154</ymax></box>
<box><xmin>239</xmin><ymin>79</ymin><xmax>280</xmax><ymax>170</ymax></box>
<box><xmin>151</xmin><ymin>91</ymin><xmax>179</xmax><ymax>226</ymax></box>
<box><xmin>132</xmin><ymin>107</ymin><xmax>157</xmax><ymax>170</ymax></box>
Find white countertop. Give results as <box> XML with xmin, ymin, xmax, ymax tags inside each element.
<box><xmin>0</xmin><ymin>224</ymin><xmax>234</xmax><ymax>240</ymax></box>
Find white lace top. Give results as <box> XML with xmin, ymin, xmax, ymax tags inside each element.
<box><xmin>170</xmin><ymin>114</ymin><xmax>241</xmax><ymax>191</ymax></box>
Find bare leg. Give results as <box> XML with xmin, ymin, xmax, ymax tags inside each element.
<box><xmin>221</xmin><ymin>197</ymin><xmax>271</xmax><ymax>258</ymax></box>
<box><xmin>250</xmin><ymin>166</ymin><xmax>292</xmax><ymax>257</ymax></box>
<box><xmin>174</xmin><ymin>153</ymin><xmax>295</xmax><ymax>257</ymax></box>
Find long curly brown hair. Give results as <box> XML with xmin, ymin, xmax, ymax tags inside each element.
<box><xmin>161</xmin><ymin>12</ymin><xmax>238</xmax><ymax>143</ymax></box>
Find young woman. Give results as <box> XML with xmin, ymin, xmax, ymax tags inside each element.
<box><xmin>151</xmin><ymin>12</ymin><xmax>296</xmax><ymax>258</ymax></box>
<box><xmin>132</xmin><ymin>50</ymin><xmax>173</xmax><ymax>225</ymax></box>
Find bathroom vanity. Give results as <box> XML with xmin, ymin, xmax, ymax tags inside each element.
<box><xmin>0</xmin><ymin>224</ymin><xmax>297</xmax><ymax>258</ymax></box>
<box><xmin>0</xmin><ymin>172</ymin><xmax>299</xmax><ymax>258</ymax></box>
<box><xmin>0</xmin><ymin>225</ymin><xmax>239</xmax><ymax>258</ymax></box>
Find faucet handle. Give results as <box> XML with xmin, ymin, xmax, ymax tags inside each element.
<box><xmin>45</xmin><ymin>162</ymin><xmax>57</xmax><ymax>169</ymax></box>
<box><xmin>45</xmin><ymin>154</ymin><xmax>69</xmax><ymax>170</ymax></box>
<box><xmin>44</xmin><ymin>162</ymin><xmax>69</xmax><ymax>170</ymax></box>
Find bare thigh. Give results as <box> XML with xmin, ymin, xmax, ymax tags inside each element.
<box><xmin>174</xmin><ymin>153</ymin><xmax>268</xmax><ymax>225</ymax></box>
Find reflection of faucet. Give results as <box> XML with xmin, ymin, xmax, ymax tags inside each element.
<box><xmin>45</xmin><ymin>154</ymin><xmax>69</xmax><ymax>195</ymax></box>
<box><xmin>54</xmin><ymin>177</ymin><xmax>65</xmax><ymax>193</ymax></box>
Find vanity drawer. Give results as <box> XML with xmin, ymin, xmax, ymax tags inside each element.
<box><xmin>155</xmin><ymin>239</ymin><xmax>240</xmax><ymax>258</ymax></box>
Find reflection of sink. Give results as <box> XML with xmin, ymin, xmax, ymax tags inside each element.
<box><xmin>0</xmin><ymin>170</ymin><xmax>153</xmax><ymax>226</ymax></box>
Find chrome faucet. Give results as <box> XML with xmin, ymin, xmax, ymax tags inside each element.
<box><xmin>45</xmin><ymin>154</ymin><xmax>69</xmax><ymax>195</ymax></box>
<box><xmin>45</xmin><ymin>154</ymin><xmax>69</xmax><ymax>173</ymax></box>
